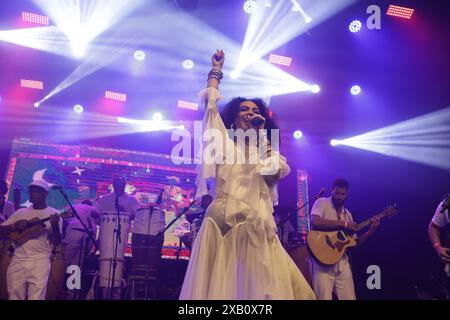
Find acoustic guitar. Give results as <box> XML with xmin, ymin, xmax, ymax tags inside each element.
<box><xmin>307</xmin><ymin>204</ymin><xmax>397</xmax><ymax>265</ymax></box>
<box><xmin>7</xmin><ymin>210</ymin><xmax>72</xmax><ymax>245</ymax></box>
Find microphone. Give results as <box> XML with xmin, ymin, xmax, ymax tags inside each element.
<box><xmin>250</xmin><ymin>116</ymin><xmax>264</xmax><ymax>127</ymax></box>
<box><xmin>315</xmin><ymin>188</ymin><xmax>326</xmax><ymax>199</ymax></box>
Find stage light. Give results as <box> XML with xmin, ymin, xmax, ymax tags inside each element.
<box><xmin>335</xmin><ymin>107</ymin><xmax>450</xmax><ymax>170</ymax></box>
<box><xmin>71</xmin><ymin>40</ymin><xmax>87</xmax><ymax>58</ymax></box>
<box><xmin>230</xmin><ymin>70</ymin><xmax>240</xmax><ymax>79</ymax></box>
<box><xmin>117</xmin><ymin>117</ymin><xmax>180</xmax><ymax>133</ymax></box>
<box><xmin>21</xmin><ymin>12</ymin><xmax>49</xmax><ymax>25</ymax></box>
<box><xmin>105</xmin><ymin>91</ymin><xmax>127</xmax><ymax>102</ymax></box>
<box><xmin>34</xmin><ymin>102</ymin><xmax>40</xmax><ymax>108</ymax></box>
<box><xmin>152</xmin><ymin>113</ymin><xmax>163</xmax><ymax>122</ymax></box>
<box><xmin>293</xmin><ymin>130</ymin><xmax>303</xmax><ymax>139</ymax></box>
<box><xmin>349</xmin><ymin>20</ymin><xmax>362</xmax><ymax>33</ymax></box>
<box><xmin>73</xmin><ymin>104</ymin><xmax>84</xmax><ymax>113</ymax></box>
<box><xmin>291</xmin><ymin>0</ymin><xmax>312</xmax><ymax>24</ymax></box>
<box><xmin>386</xmin><ymin>5</ymin><xmax>414</xmax><ymax>19</ymax></box>
<box><xmin>182</xmin><ymin>59</ymin><xmax>194</xmax><ymax>69</ymax></box>
<box><xmin>178</xmin><ymin>100</ymin><xmax>199</xmax><ymax>111</ymax></box>
<box><xmin>21</xmin><ymin>79</ymin><xmax>44</xmax><ymax>90</ymax></box>
<box><xmin>311</xmin><ymin>85</ymin><xmax>320</xmax><ymax>93</ymax></box>
<box><xmin>134</xmin><ymin>50</ymin><xmax>146</xmax><ymax>61</ymax></box>
<box><xmin>268</xmin><ymin>53</ymin><xmax>292</xmax><ymax>66</ymax></box>
<box><xmin>330</xmin><ymin>139</ymin><xmax>339</xmax><ymax>146</ymax></box>
<box><xmin>350</xmin><ymin>85</ymin><xmax>361</xmax><ymax>95</ymax></box>
<box><xmin>234</xmin><ymin>0</ymin><xmax>355</xmax><ymax>75</ymax></box>
<box><xmin>243</xmin><ymin>0</ymin><xmax>257</xmax><ymax>14</ymax></box>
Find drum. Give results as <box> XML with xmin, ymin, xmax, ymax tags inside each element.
<box><xmin>46</xmin><ymin>242</ymin><xmax>68</xmax><ymax>300</ymax></box>
<box><xmin>133</xmin><ymin>207</ymin><xmax>165</xmax><ymax>236</ymax></box>
<box><xmin>131</xmin><ymin>234</ymin><xmax>163</xmax><ymax>268</ymax></box>
<box><xmin>98</xmin><ymin>212</ymin><xmax>130</xmax><ymax>288</ymax></box>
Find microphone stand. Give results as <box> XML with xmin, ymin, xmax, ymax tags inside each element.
<box><xmin>149</xmin><ymin>199</ymin><xmax>197</xmax><ymax>247</ymax></box>
<box><xmin>54</xmin><ymin>187</ymin><xmax>99</xmax><ymax>300</ymax></box>
<box><xmin>109</xmin><ymin>193</ymin><xmax>122</xmax><ymax>300</ymax></box>
<box><xmin>276</xmin><ymin>190</ymin><xmax>324</xmax><ymax>230</ymax></box>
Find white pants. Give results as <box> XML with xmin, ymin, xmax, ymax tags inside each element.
<box><xmin>7</xmin><ymin>258</ymin><xmax>51</xmax><ymax>300</ymax></box>
<box><xmin>311</xmin><ymin>257</ymin><xmax>356</xmax><ymax>300</ymax></box>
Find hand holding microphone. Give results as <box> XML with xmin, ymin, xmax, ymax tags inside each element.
<box><xmin>245</xmin><ymin>114</ymin><xmax>265</xmax><ymax>129</ymax></box>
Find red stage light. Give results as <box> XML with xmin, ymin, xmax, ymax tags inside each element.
<box><xmin>105</xmin><ymin>90</ymin><xmax>127</xmax><ymax>101</ymax></box>
<box><xmin>386</xmin><ymin>5</ymin><xmax>414</xmax><ymax>19</ymax></box>
<box><xmin>21</xmin><ymin>12</ymin><xmax>49</xmax><ymax>25</ymax></box>
<box><xmin>20</xmin><ymin>79</ymin><xmax>44</xmax><ymax>90</ymax></box>
<box><xmin>268</xmin><ymin>53</ymin><xmax>292</xmax><ymax>66</ymax></box>
<box><xmin>177</xmin><ymin>100</ymin><xmax>199</xmax><ymax>111</ymax></box>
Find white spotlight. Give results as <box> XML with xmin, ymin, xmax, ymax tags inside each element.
<box><xmin>73</xmin><ymin>104</ymin><xmax>84</xmax><ymax>113</ymax></box>
<box><xmin>71</xmin><ymin>39</ymin><xmax>87</xmax><ymax>58</ymax></box>
<box><xmin>34</xmin><ymin>102</ymin><xmax>40</xmax><ymax>108</ymax></box>
<box><xmin>134</xmin><ymin>50</ymin><xmax>146</xmax><ymax>61</ymax></box>
<box><xmin>350</xmin><ymin>85</ymin><xmax>361</xmax><ymax>95</ymax></box>
<box><xmin>293</xmin><ymin>130</ymin><xmax>303</xmax><ymax>139</ymax></box>
<box><xmin>311</xmin><ymin>84</ymin><xmax>320</xmax><ymax>93</ymax></box>
<box><xmin>230</xmin><ymin>70</ymin><xmax>240</xmax><ymax>79</ymax></box>
<box><xmin>243</xmin><ymin>0</ymin><xmax>257</xmax><ymax>14</ymax></box>
<box><xmin>330</xmin><ymin>139</ymin><xmax>339</xmax><ymax>146</ymax></box>
<box><xmin>349</xmin><ymin>20</ymin><xmax>362</xmax><ymax>33</ymax></box>
<box><xmin>182</xmin><ymin>59</ymin><xmax>194</xmax><ymax>69</ymax></box>
<box><xmin>305</xmin><ymin>16</ymin><xmax>312</xmax><ymax>24</ymax></box>
<box><xmin>152</xmin><ymin>112</ymin><xmax>163</xmax><ymax>122</ymax></box>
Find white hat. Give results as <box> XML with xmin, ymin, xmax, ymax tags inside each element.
<box><xmin>28</xmin><ymin>180</ymin><xmax>50</xmax><ymax>192</ymax></box>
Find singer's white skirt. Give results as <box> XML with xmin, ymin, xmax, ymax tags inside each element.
<box><xmin>179</xmin><ymin>216</ymin><xmax>316</xmax><ymax>300</ymax></box>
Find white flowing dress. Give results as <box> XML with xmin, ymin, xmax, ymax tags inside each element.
<box><xmin>179</xmin><ymin>88</ymin><xmax>316</xmax><ymax>300</ymax></box>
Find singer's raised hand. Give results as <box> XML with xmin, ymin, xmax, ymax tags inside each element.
<box><xmin>212</xmin><ymin>49</ymin><xmax>224</xmax><ymax>69</ymax></box>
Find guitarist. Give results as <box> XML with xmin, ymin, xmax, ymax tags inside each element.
<box><xmin>0</xmin><ymin>180</ymin><xmax>62</xmax><ymax>300</ymax></box>
<box><xmin>428</xmin><ymin>195</ymin><xmax>450</xmax><ymax>265</ymax></box>
<box><xmin>309</xmin><ymin>179</ymin><xmax>381</xmax><ymax>300</ymax></box>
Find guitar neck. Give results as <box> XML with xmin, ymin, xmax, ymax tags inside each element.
<box><xmin>355</xmin><ymin>211</ymin><xmax>388</xmax><ymax>231</ymax></box>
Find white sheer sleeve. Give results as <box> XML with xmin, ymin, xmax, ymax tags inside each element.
<box><xmin>195</xmin><ymin>87</ymin><xmax>228</xmax><ymax>198</ymax></box>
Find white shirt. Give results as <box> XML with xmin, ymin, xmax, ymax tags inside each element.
<box><xmin>66</xmin><ymin>204</ymin><xmax>97</xmax><ymax>231</ymax></box>
<box><xmin>3</xmin><ymin>207</ymin><xmax>62</xmax><ymax>261</ymax></box>
<box><xmin>310</xmin><ymin>197</ymin><xmax>354</xmax><ymax>223</ymax></box>
<box><xmin>95</xmin><ymin>193</ymin><xmax>140</xmax><ymax>215</ymax></box>
<box><xmin>431</xmin><ymin>200</ymin><xmax>449</xmax><ymax>228</ymax></box>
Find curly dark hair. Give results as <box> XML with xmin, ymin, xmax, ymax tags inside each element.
<box><xmin>220</xmin><ymin>97</ymin><xmax>279</xmax><ymax>144</ymax></box>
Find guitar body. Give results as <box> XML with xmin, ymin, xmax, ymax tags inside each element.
<box><xmin>307</xmin><ymin>230</ymin><xmax>357</xmax><ymax>265</ymax></box>
<box><xmin>9</xmin><ymin>218</ymin><xmax>47</xmax><ymax>245</ymax></box>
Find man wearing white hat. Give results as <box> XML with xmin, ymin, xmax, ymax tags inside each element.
<box><xmin>0</xmin><ymin>179</ymin><xmax>62</xmax><ymax>300</ymax></box>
